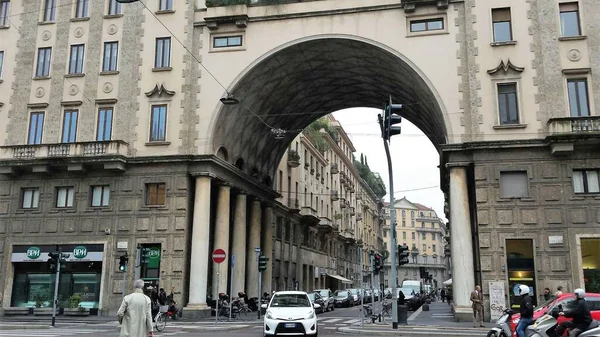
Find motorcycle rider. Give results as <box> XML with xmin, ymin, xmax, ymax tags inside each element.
<box><xmin>516</xmin><ymin>285</ymin><xmax>534</xmax><ymax>337</ymax></box>
<box><xmin>556</xmin><ymin>288</ymin><xmax>592</xmax><ymax>337</ymax></box>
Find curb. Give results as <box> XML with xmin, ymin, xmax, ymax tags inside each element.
<box><xmin>0</xmin><ymin>324</ymin><xmax>50</xmax><ymax>330</ymax></box>
<box><xmin>337</xmin><ymin>326</ymin><xmax>487</xmax><ymax>336</ymax></box>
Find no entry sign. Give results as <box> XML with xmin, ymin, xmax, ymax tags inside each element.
<box><xmin>212</xmin><ymin>248</ymin><xmax>226</xmax><ymax>264</ymax></box>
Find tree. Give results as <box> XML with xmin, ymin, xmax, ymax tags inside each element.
<box><xmin>353</xmin><ymin>154</ymin><xmax>386</xmax><ymax>198</ymax></box>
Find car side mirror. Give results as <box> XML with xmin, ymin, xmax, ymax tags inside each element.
<box><xmin>261</xmin><ymin>304</ymin><xmax>268</xmax><ymax>309</ymax></box>
<box><xmin>313</xmin><ymin>303</ymin><xmax>321</xmax><ymax>309</ymax></box>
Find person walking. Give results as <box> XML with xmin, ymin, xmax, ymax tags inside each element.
<box><xmin>556</xmin><ymin>286</ymin><xmax>564</xmax><ymax>297</ymax></box>
<box><xmin>470</xmin><ymin>285</ymin><xmax>485</xmax><ymax>328</ymax></box>
<box><xmin>440</xmin><ymin>288</ymin><xmax>446</xmax><ymax>303</ymax></box>
<box><xmin>117</xmin><ymin>279</ymin><xmax>154</xmax><ymax>337</ymax></box>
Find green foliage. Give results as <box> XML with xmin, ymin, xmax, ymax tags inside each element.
<box><xmin>353</xmin><ymin>154</ymin><xmax>386</xmax><ymax>198</ymax></box>
<box><xmin>67</xmin><ymin>294</ymin><xmax>82</xmax><ymax>309</ymax></box>
<box><xmin>304</xmin><ymin>118</ymin><xmax>338</xmax><ymax>154</ymax></box>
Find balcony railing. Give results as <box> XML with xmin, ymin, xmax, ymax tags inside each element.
<box><xmin>548</xmin><ymin>116</ymin><xmax>600</xmax><ymax>136</ymax></box>
<box><xmin>2</xmin><ymin>141</ymin><xmax>129</xmax><ymax>160</ymax></box>
<box><xmin>331</xmin><ymin>190</ymin><xmax>339</xmax><ymax>201</ymax></box>
<box><xmin>300</xmin><ymin>206</ymin><xmax>318</xmax><ymax>218</ymax></box>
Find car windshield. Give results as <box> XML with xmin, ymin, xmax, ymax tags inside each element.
<box><xmin>318</xmin><ymin>290</ymin><xmax>329</xmax><ymax>297</ymax></box>
<box><xmin>270</xmin><ymin>294</ymin><xmax>311</xmax><ymax>307</ymax></box>
<box><xmin>399</xmin><ymin>288</ymin><xmax>414</xmax><ymax>297</ymax></box>
<box><xmin>335</xmin><ymin>291</ymin><xmax>348</xmax><ymax>297</ymax></box>
<box><xmin>307</xmin><ymin>293</ymin><xmax>316</xmax><ymax>301</ymax></box>
<box><xmin>349</xmin><ymin>289</ymin><xmax>358</xmax><ymax>295</ymax></box>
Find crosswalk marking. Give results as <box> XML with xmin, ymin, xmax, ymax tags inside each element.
<box><xmin>320</xmin><ymin>318</ymin><xmax>342</xmax><ymax>323</ymax></box>
<box><xmin>0</xmin><ymin>329</ymin><xmax>110</xmax><ymax>337</ymax></box>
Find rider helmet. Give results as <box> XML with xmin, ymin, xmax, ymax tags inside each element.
<box><xmin>574</xmin><ymin>288</ymin><xmax>586</xmax><ymax>299</ymax></box>
<box><xmin>514</xmin><ymin>284</ymin><xmax>530</xmax><ymax>296</ymax></box>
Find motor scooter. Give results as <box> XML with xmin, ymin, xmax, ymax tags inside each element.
<box><xmin>526</xmin><ymin>307</ymin><xmax>600</xmax><ymax>337</ymax></box>
<box><xmin>487</xmin><ymin>308</ymin><xmax>514</xmax><ymax>337</ymax></box>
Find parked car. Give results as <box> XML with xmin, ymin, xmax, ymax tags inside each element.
<box><xmin>348</xmin><ymin>289</ymin><xmax>361</xmax><ymax>306</ymax></box>
<box><xmin>262</xmin><ymin>291</ymin><xmax>319</xmax><ymax>337</ymax></box>
<box><xmin>333</xmin><ymin>290</ymin><xmax>352</xmax><ymax>308</ymax></box>
<box><xmin>314</xmin><ymin>289</ymin><xmax>335</xmax><ymax>312</ymax></box>
<box><xmin>510</xmin><ymin>292</ymin><xmax>600</xmax><ymax>336</ymax></box>
<box><xmin>307</xmin><ymin>292</ymin><xmax>326</xmax><ymax>314</ymax></box>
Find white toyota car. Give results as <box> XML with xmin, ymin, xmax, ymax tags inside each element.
<box><xmin>262</xmin><ymin>291</ymin><xmax>320</xmax><ymax>337</ymax></box>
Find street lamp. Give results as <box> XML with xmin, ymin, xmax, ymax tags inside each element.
<box><xmin>220</xmin><ymin>93</ymin><xmax>240</xmax><ymax>105</ymax></box>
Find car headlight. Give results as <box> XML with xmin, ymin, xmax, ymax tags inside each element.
<box><xmin>306</xmin><ymin>311</ymin><xmax>315</xmax><ymax>319</ymax></box>
<box><xmin>266</xmin><ymin>311</ymin><xmax>274</xmax><ymax>320</ymax></box>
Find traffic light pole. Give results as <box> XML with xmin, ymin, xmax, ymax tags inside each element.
<box><xmin>383</xmin><ymin>133</ymin><xmax>399</xmax><ymax>329</ymax></box>
<box><xmin>51</xmin><ymin>250</ymin><xmax>62</xmax><ymax>327</ymax></box>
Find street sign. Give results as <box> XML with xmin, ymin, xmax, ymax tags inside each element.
<box><xmin>212</xmin><ymin>248</ymin><xmax>226</xmax><ymax>264</ymax></box>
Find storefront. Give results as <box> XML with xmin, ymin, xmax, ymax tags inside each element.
<box><xmin>10</xmin><ymin>244</ymin><xmax>104</xmax><ymax>312</ymax></box>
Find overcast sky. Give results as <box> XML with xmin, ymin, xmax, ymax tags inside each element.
<box><xmin>332</xmin><ymin>108</ymin><xmax>446</xmax><ymax>222</ymax></box>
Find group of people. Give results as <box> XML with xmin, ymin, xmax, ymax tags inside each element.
<box><xmin>117</xmin><ymin>280</ymin><xmax>180</xmax><ymax>337</ymax></box>
<box><xmin>514</xmin><ymin>285</ymin><xmax>591</xmax><ymax>337</ymax></box>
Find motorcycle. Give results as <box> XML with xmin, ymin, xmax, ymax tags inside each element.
<box><xmin>526</xmin><ymin>307</ymin><xmax>600</xmax><ymax>337</ymax></box>
<box><xmin>487</xmin><ymin>308</ymin><xmax>514</xmax><ymax>337</ymax></box>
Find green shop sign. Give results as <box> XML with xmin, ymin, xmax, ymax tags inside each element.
<box><xmin>73</xmin><ymin>246</ymin><xmax>88</xmax><ymax>259</ymax></box>
<box><xmin>26</xmin><ymin>247</ymin><xmax>41</xmax><ymax>260</ymax></box>
<box><xmin>145</xmin><ymin>247</ymin><xmax>161</xmax><ymax>268</ymax></box>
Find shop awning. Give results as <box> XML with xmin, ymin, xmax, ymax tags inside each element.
<box><xmin>326</xmin><ymin>273</ymin><xmax>353</xmax><ymax>284</ymax></box>
<box><xmin>443</xmin><ymin>278</ymin><xmax>452</xmax><ymax>285</ymax></box>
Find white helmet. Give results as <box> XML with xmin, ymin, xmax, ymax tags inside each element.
<box><xmin>574</xmin><ymin>288</ymin><xmax>586</xmax><ymax>299</ymax></box>
<box><xmin>515</xmin><ymin>284</ymin><xmax>530</xmax><ymax>296</ymax></box>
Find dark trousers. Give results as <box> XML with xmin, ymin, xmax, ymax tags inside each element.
<box><xmin>556</xmin><ymin>321</ymin><xmax>584</xmax><ymax>337</ymax></box>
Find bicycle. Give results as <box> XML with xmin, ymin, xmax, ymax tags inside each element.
<box><xmin>154</xmin><ymin>305</ymin><xmax>169</xmax><ymax>332</ymax></box>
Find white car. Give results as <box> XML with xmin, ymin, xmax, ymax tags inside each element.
<box><xmin>263</xmin><ymin>291</ymin><xmax>320</xmax><ymax>337</ymax></box>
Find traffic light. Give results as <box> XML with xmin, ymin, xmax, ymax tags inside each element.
<box><xmin>258</xmin><ymin>255</ymin><xmax>268</xmax><ymax>272</ymax></box>
<box><xmin>381</xmin><ymin>96</ymin><xmax>403</xmax><ymax>141</ymax></box>
<box><xmin>119</xmin><ymin>254</ymin><xmax>129</xmax><ymax>272</ymax></box>
<box><xmin>398</xmin><ymin>244</ymin><xmax>409</xmax><ymax>266</ymax></box>
<box><xmin>47</xmin><ymin>252</ymin><xmax>59</xmax><ymax>271</ymax></box>
<box><xmin>373</xmin><ymin>254</ymin><xmax>382</xmax><ymax>275</ymax></box>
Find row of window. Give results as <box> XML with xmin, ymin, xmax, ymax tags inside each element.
<box><xmin>20</xmin><ymin>182</ymin><xmax>166</xmax><ymax>209</ymax></box>
<box><xmin>495</xmin><ymin>78</ymin><xmax>590</xmax><ymax>126</ymax></box>
<box><xmin>492</xmin><ymin>2</ymin><xmax>582</xmax><ymax>43</ymax></box>
<box><xmin>35</xmin><ymin>0</ymin><xmax>173</xmax><ymax>22</ymax></box>
<box><xmin>499</xmin><ymin>169</ymin><xmax>600</xmax><ymax>198</ymax></box>
<box><xmin>27</xmin><ymin>104</ymin><xmax>167</xmax><ymax>144</ymax></box>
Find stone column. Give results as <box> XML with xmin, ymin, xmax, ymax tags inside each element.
<box><xmin>232</xmin><ymin>193</ymin><xmax>247</xmax><ymax>296</ymax></box>
<box><xmin>261</xmin><ymin>205</ymin><xmax>274</xmax><ymax>294</ymax></box>
<box><xmin>187</xmin><ymin>176</ymin><xmax>211</xmax><ymax>311</ymax></box>
<box><xmin>212</xmin><ymin>184</ymin><xmax>231</xmax><ymax>299</ymax></box>
<box><xmin>448</xmin><ymin>165</ymin><xmax>475</xmax><ymax>320</ymax></box>
<box><xmin>246</xmin><ymin>199</ymin><xmax>262</xmax><ymax>297</ymax></box>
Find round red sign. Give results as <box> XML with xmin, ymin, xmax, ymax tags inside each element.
<box><xmin>212</xmin><ymin>248</ymin><xmax>226</xmax><ymax>264</ymax></box>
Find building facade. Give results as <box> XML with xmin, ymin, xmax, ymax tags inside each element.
<box><xmin>382</xmin><ymin>199</ymin><xmax>449</xmax><ymax>289</ymax></box>
<box><xmin>1</xmin><ymin>0</ymin><xmax>600</xmax><ymax>322</ymax></box>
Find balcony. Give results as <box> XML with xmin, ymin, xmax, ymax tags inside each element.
<box><xmin>0</xmin><ymin>141</ymin><xmax>129</xmax><ymax>174</ymax></box>
<box><xmin>319</xmin><ymin>217</ymin><xmax>334</xmax><ymax>231</ymax></box>
<box><xmin>288</xmin><ymin>198</ymin><xmax>300</xmax><ymax>211</ymax></box>
<box><xmin>331</xmin><ymin>190</ymin><xmax>339</xmax><ymax>201</ymax></box>
<box><xmin>331</xmin><ymin>163</ymin><xmax>339</xmax><ymax>174</ymax></box>
<box><xmin>287</xmin><ymin>150</ymin><xmax>300</xmax><ymax>168</ymax></box>
<box><xmin>547</xmin><ymin>116</ymin><xmax>600</xmax><ymax>155</ymax></box>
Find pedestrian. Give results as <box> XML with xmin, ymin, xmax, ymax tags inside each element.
<box><xmin>440</xmin><ymin>288</ymin><xmax>446</xmax><ymax>303</ymax></box>
<box><xmin>117</xmin><ymin>279</ymin><xmax>154</xmax><ymax>337</ymax></box>
<box><xmin>470</xmin><ymin>285</ymin><xmax>484</xmax><ymax>328</ymax></box>
<box><xmin>543</xmin><ymin>287</ymin><xmax>551</xmax><ymax>301</ymax></box>
<box><xmin>556</xmin><ymin>286</ymin><xmax>564</xmax><ymax>297</ymax></box>
<box><xmin>515</xmin><ymin>285</ymin><xmax>533</xmax><ymax>337</ymax></box>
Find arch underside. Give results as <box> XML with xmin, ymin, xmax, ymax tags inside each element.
<box><xmin>213</xmin><ymin>38</ymin><xmax>447</xmax><ymax>177</ymax></box>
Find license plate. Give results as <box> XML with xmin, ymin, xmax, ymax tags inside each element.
<box><xmin>285</xmin><ymin>323</ymin><xmax>295</xmax><ymax>328</ymax></box>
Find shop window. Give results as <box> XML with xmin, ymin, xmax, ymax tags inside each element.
<box><xmin>90</xmin><ymin>185</ymin><xmax>110</xmax><ymax>207</ymax></box>
<box><xmin>56</xmin><ymin>186</ymin><xmax>75</xmax><ymax>208</ymax></box>
<box><xmin>145</xmin><ymin>183</ymin><xmax>166</xmax><ymax>205</ymax></box>
<box><xmin>559</xmin><ymin>2</ymin><xmax>581</xmax><ymax>37</ymax></box>
<box><xmin>573</xmin><ymin>169</ymin><xmax>600</xmax><ymax>194</ymax></box>
<box><xmin>22</xmin><ymin>188</ymin><xmax>40</xmax><ymax>209</ymax></box>
<box><xmin>499</xmin><ymin>171</ymin><xmax>529</xmax><ymax>198</ymax></box>
<box><xmin>506</xmin><ymin>239</ymin><xmax>537</xmax><ymax>308</ymax></box>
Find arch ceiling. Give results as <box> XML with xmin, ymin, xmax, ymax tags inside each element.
<box><xmin>212</xmin><ymin>38</ymin><xmax>447</xmax><ymax>177</ymax></box>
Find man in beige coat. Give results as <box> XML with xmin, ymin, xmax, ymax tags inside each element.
<box><xmin>470</xmin><ymin>285</ymin><xmax>485</xmax><ymax>328</ymax></box>
<box><xmin>118</xmin><ymin>279</ymin><xmax>154</xmax><ymax>337</ymax></box>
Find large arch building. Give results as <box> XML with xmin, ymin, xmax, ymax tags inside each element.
<box><xmin>0</xmin><ymin>0</ymin><xmax>599</xmax><ymax>320</ymax></box>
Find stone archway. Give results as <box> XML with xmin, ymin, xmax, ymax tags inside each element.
<box><xmin>211</xmin><ymin>36</ymin><xmax>450</xmax><ymax>179</ymax></box>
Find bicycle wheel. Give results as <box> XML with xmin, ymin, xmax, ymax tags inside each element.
<box><xmin>155</xmin><ymin>313</ymin><xmax>166</xmax><ymax>331</ymax></box>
